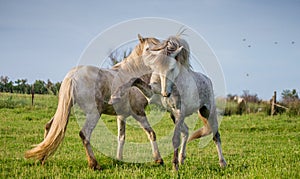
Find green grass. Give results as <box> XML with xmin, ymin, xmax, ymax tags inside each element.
<box><xmin>1</xmin><ymin>93</ymin><xmax>300</xmax><ymax>178</ymax></box>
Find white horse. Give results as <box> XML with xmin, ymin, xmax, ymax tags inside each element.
<box><xmin>25</xmin><ymin>35</ymin><xmax>164</xmax><ymax>170</ymax></box>
<box><xmin>110</xmin><ymin>36</ymin><xmax>227</xmax><ymax>170</ymax></box>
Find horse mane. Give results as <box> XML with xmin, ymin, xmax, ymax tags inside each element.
<box><xmin>171</xmin><ymin>36</ymin><xmax>191</xmax><ymax>69</ymax></box>
<box><xmin>111</xmin><ymin>37</ymin><xmax>160</xmax><ymax>85</ymax></box>
<box><xmin>111</xmin><ymin>37</ymin><xmax>160</xmax><ymax>71</ymax></box>
<box><xmin>150</xmin><ymin>34</ymin><xmax>191</xmax><ymax>70</ymax></box>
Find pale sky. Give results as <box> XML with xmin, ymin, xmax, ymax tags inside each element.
<box><xmin>0</xmin><ymin>0</ymin><xmax>299</xmax><ymax>100</ymax></box>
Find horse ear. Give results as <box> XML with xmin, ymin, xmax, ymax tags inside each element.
<box><xmin>138</xmin><ymin>34</ymin><xmax>144</xmax><ymax>43</ymax></box>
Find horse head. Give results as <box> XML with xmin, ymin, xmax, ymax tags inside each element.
<box><xmin>143</xmin><ymin>40</ymin><xmax>183</xmax><ymax>97</ymax></box>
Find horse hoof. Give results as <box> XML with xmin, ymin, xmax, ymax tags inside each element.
<box><xmin>92</xmin><ymin>164</ymin><xmax>102</xmax><ymax>171</ymax></box>
<box><xmin>219</xmin><ymin>159</ymin><xmax>227</xmax><ymax>168</ymax></box>
<box><xmin>179</xmin><ymin>154</ymin><xmax>186</xmax><ymax>165</ymax></box>
<box><xmin>89</xmin><ymin>160</ymin><xmax>102</xmax><ymax>171</ymax></box>
<box><xmin>172</xmin><ymin>163</ymin><xmax>179</xmax><ymax>171</ymax></box>
<box><xmin>155</xmin><ymin>159</ymin><xmax>164</xmax><ymax>165</ymax></box>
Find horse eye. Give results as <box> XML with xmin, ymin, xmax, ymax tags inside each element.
<box><xmin>145</xmin><ymin>47</ymin><xmax>150</xmax><ymax>51</ymax></box>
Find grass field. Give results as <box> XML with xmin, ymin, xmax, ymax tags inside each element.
<box><xmin>1</xmin><ymin>93</ymin><xmax>300</xmax><ymax>178</ymax></box>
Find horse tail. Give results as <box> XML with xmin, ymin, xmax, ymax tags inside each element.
<box><xmin>25</xmin><ymin>73</ymin><xmax>74</xmax><ymax>163</ymax></box>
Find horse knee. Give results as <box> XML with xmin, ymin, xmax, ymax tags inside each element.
<box><xmin>79</xmin><ymin>131</ymin><xmax>90</xmax><ymax>145</ymax></box>
<box><xmin>145</xmin><ymin>128</ymin><xmax>156</xmax><ymax>141</ymax></box>
<box><xmin>150</xmin><ymin>131</ymin><xmax>156</xmax><ymax>141</ymax></box>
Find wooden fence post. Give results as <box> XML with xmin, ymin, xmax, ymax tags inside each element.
<box><xmin>31</xmin><ymin>85</ymin><xmax>34</xmax><ymax>106</ymax></box>
<box><xmin>271</xmin><ymin>91</ymin><xmax>277</xmax><ymax>116</ymax></box>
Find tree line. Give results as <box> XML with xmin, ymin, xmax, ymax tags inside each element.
<box><xmin>0</xmin><ymin>76</ymin><xmax>61</xmax><ymax>95</ymax></box>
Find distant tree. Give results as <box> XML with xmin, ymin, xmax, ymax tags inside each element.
<box><xmin>20</xmin><ymin>79</ymin><xmax>28</xmax><ymax>94</ymax></box>
<box><xmin>281</xmin><ymin>89</ymin><xmax>299</xmax><ymax>104</ymax></box>
<box><xmin>26</xmin><ymin>84</ymin><xmax>33</xmax><ymax>94</ymax></box>
<box><xmin>0</xmin><ymin>75</ymin><xmax>61</xmax><ymax>95</ymax></box>
<box><xmin>53</xmin><ymin>82</ymin><xmax>61</xmax><ymax>95</ymax></box>
<box><xmin>0</xmin><ymin>76</ymin><xmax>9</xmax><ymax>92</ymax></box>
<box><xmin>46</xmin><ymin>79</ymin><xmax>54</xmax><ymax>94</ymax></box>
<box><xmin>7</xmin><ymin>81</ymin><xmax>13</xmax><ymax>93</ymax></box>
<box><xmin>33</xmin><ymin>80</ymin><xmax>47</xmax><ymax>94</ymax></box>
<box><xmin>0</xmin><ymin>76</ymin><xmax>9</xmax><ymax>84</ymax></box>
<box><xmin>14</xmin><ymin>79</ymin><xmax>22</xmax><ymax>93</ymax></box>
<box><xmin>109</xmin><ymin>48</ymin><xmax>132</xmax><ymax>66</ymax></box>
<box><xmin>13</xmin><ymin>79</ymin><xmax>28</xmax><ymax>94</ymax></box>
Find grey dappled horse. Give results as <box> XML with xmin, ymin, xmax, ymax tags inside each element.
<box><xmin>25</xmin><ymin>35</ymin><xmax>164</xmax><ymax>170</ymax></box>
<box><xmin>110</xmin><ymin>36</ymin><xmax>227</xmax><ymax>170</ymax></box>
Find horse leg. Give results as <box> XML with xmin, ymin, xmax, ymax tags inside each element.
<box><xmin>179</xmin><ymin>122</ymin><xmax>188</xmax><ymax>165</ymax></box>
<box><xmin>44</xmin><ymin>117</ymin><xmax>54</xmax><ymax>139</ymax></box>
<box><xmin>171</xmin><ymin>111</ymin><xmax>185</xmax><ymax>171</ymax></box>
<box><xmin>188</xmin><ymin>106</ymin><xmax>212</xmax><ymax>142</ymax></box>
<box><xmin>191</xmin><ymin>106</ymin><xmax>227</xmax><ymax>167</ymax></box>
<box><xmin>79</xmin><ymin>112</ymin><xmax>101</xmax><ymax>170</ymax></box>
<box><xmin>109</xmin><ymin>78</ymin><xmax>153</xmax><ymax>105</ymax></box>
<box><xmin>208</xmin><ymin>105</ymin><xmax>227</xmax><ymax>167</ymax></box>
<box><xmin>116</xmin><ymin>115</ymin><xmax>126</xmax><ymax>160</ymax></box>
<box><xmin>133</xmin><ymin>113</ymin><xmax>164</xmax><ymax>164</ymax></box>
<box><xmin>213</xmin><ymin>131</ymin><xmax>227</xmax><ymax>167</ymax></box>
<box><xmin>171</xmin><ymin>114</ymin><xmax>189</xmax><ymax>164</ymax></box>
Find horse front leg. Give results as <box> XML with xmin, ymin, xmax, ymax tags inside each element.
<box><xmin>179</xmin><ymin>122</ymin><xmax>188</xmax><ymax>165</ymax></box>
<box><xmin>109</xmin><ymin>78</ymin><xmax>153</xmax><ymax>105</ymax></box>
<box><xmin>171</xmin><ymin>111</ymin><xmax>185</xmax><ymax>171</ymax></box>
<box><xmin>171</xmin><ymin>113</ymin><xmax>188</xmax><ymax>165</ymax></box>
<box><xmin>116</xmin><ymin>115</ymin><xmax>126</xmax><ymax>160</ymax></box>
<box><xmin>132</xmin><ymin>113</ymin><xmax>164</xmax><ymax>165</ymax></box>
<box><xmin>79</xmin><ymin>112</ymin><xmax>101</xmax><ymax>170</ymax></box>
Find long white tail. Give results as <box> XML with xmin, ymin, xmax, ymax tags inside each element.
<box><xmin>25</xmin><ymin>74</ymin><xmax>74</xmax><ymax>163</ymax></box>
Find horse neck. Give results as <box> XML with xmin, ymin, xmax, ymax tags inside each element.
<box><xmin>176</xmin><ymin>63</ymin><xmax>189</xmax><ymax>78</ymax></box>
<box><xmin>114</xmin><ymin>54</ymin><xmax>152</xmax><ymax>87</ymax></box>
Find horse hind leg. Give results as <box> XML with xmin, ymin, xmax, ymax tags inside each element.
<box><xmin>188</xmin><ymin>106</ymin><xmax>212</xmax><ymax>142</ymax></box>
<box><xmin>213</xmin><ymin>131</ymin><xmax>227</xmax><ymax>167</ymax></box>
<box><xmin>79</xmin><ymin>112</ymin><xmax>101</xmax><ymax>170</ymax></box>
<box><xmin>188</xmin><ymin>106</ymin><xmax>227</xmax><ymax>167</ymax></box>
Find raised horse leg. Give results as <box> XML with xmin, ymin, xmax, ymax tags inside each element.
<box><xmin>188</xmin><ymin>106</ymin><xmax>212</xmax><ymax>141</ymax></box>
<box><xmin>79</xmin><ymin>112</ymin><xmax>101</xmax><ymax>170</ymax></box>
<box><xmin>109</xmin><ymin>78</ymin><xmax>153</xmax><ymax>105</ymax></box>
<box><xmin>188</xmin><ymin>106</ymin><xmax>227</xmax><ymax>167</ymax></box>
